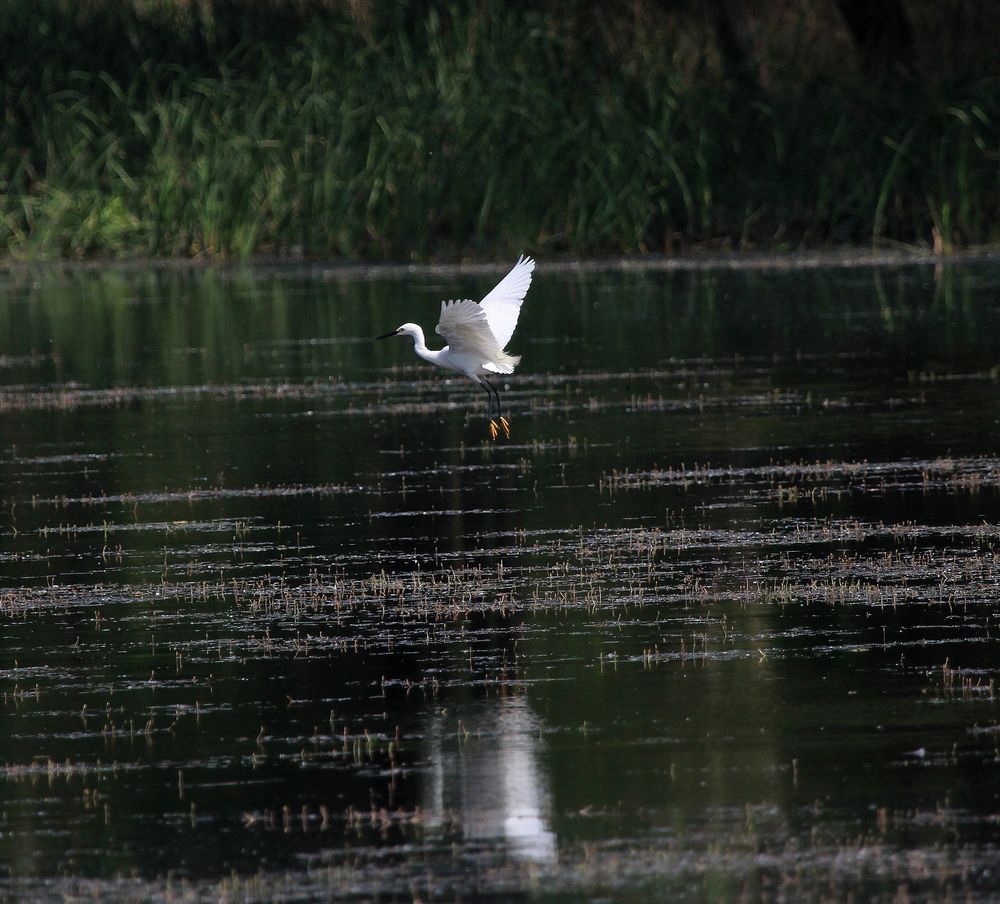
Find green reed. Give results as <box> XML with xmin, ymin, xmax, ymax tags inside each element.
<box><xmin>1</xmin><ymin>4</ymin><xmax>998</xmax><ymax>259</ymax></box>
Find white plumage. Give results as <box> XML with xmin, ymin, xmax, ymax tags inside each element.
<box><xmin>376</xmin><ymin>255</ymin><xmax>535</xmax><ymax>440</ymax></box>
<box><xmin>436</xmin><ymin>299</ymin><xmax>520</xmax><ymax>374</ymax></box>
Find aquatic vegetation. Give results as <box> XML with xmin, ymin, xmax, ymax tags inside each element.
<box><xmin>601</xmin><ymin>455</ymin><xmax>1000</xmax><ymax>499</ymax></box>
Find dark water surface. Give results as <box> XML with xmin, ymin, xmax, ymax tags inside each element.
<box><xmin>2</xmin><ymin>260</ymin><xmax>1000</xmax><ymax>902</ymax></box>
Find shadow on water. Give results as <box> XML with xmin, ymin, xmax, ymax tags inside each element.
<box><xmin>2</xmin><ymin>259</ymin><xmax>1000</xmax><ymax>900</ymax></box>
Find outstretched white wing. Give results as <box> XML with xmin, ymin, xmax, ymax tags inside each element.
<box><xmin>478</xmin><ymin>255</ymin><xmax>534</xmax><ymax>350</ymax></box>
<box><xmin>436</xmin><ymin>299</ymin><xmax>501</xmax><ymax>358</ymax></box>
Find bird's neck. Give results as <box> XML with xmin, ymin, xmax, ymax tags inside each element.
<box><xmin>409</xmin><ymin>328</ymin><xmax>441</xmax><ymax>364</ymax></box>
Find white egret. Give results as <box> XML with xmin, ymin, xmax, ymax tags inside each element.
<box><xmin>376</xmin><ymin>255</ymin><xmax>535</xmax><ymax>441</ymax></box>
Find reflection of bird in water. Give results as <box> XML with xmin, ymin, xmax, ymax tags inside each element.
<box><xmin>421</xmin><ymin>695</ymin><xmax>556</xmax><ymax>863</ymax></box>
<box><xmin>376</xmin><ymin>256</ymin><xmax>535</xmax><ymax>441</ymax></box>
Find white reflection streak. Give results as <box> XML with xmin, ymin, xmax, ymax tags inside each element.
<box><xmin>422</xmin><ymin>696</ymin><xmax>556</xmax><ymax>863</ymax></box>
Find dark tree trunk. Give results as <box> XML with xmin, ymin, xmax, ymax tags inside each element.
<box><xmin>834</xmin><ymin>0</ymin><xmax>916</xmax><ymax>80</ymax></box>
<box><xmin>711</xmin><ymin>0</ymin><xmax>760</xmax><ymax>91</ymax></box>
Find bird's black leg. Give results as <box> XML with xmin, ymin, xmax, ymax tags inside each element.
<box><xmin>494</xmin><ymin>381</ymin><xmax>510</xmax><ymax>439</ymax></box>
<box><xmin>482</xmin><ymin>378</ymin><xmax>509</xmax><ymax>440</ymax></box>
<box><xmin>481</xmin><ymin>378</ymin><xmax>499</xmax><ymax>441</ymax></box>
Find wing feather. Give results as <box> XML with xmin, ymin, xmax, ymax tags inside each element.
<box><xmin>478</xmin><ymin>255</ymin><xmax>534</xmax><ymax>350</ymax></box>
<box><xmin>435</xmin><ymin>299</ymin><xmax>501</xmax><ymax>357</ymax></box>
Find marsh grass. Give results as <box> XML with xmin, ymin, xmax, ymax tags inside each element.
<box><xmin>2</xmin><ymin>4</ymin><xmax>999</xmax><ymax>259</ymax></box>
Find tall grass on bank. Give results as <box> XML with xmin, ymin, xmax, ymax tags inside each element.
<box><xmin>1</xmin><ymin>5</ymin><xmax>998</xmax><ymax>259</ymax></box>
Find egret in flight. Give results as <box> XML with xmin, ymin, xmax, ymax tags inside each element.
<box><xmin>377</xmin><ymin>255</ymin><xmax>534</xmax><ymax>441</ymax></box>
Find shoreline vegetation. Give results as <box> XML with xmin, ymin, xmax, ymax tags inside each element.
<box><xmin>2</xmin><ymin>1</ymin><xmax>999</xmax><ymax>262</ymax></box>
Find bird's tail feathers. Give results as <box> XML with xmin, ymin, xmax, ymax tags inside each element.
<box><xmin>484</xmin><ymin>351</ymin><xmax>520</xmax><ymax>374</ymax></box>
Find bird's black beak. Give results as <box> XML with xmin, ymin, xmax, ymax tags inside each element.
<box><xmin>375</xmin><ymin>329</ymin><xmax>400</xmax><ymax>340</ymax></box>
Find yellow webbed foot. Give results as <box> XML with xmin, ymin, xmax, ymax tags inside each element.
<box><xmin>489</xmin><ymin>419</ymin><xmax>499</xmax><ymax>441</ymax></box>
<box><xmin>499</xmin><ymin>416</ymin><xmax>511</xmax><ymax>439</ymax></box>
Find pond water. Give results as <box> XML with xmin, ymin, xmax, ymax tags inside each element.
<box><xmin>2</xmin><ymin>259</ymin><xmax>1000</xmax><ymax>902</ymax></box>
